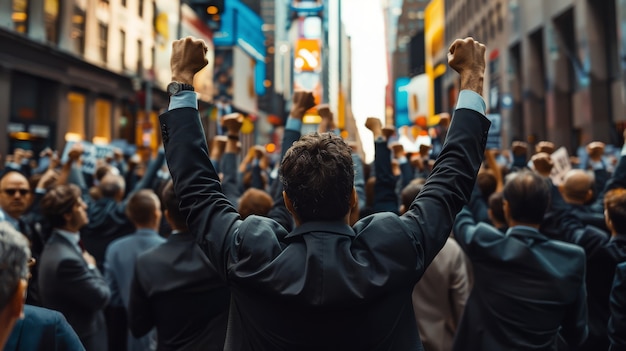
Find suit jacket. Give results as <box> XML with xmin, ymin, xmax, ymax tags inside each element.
<box><xmin>452</xmin><ymin>207</ymin><xmax>588</xmax><ymax>351</ymax></box>
<box><xmin>412</xmin><ymin>237</ymin><xmax>469</xmax><ymax>351</ymax></box>
<box><xmin>38</xmin><ymin>231</ymin><xmax>111</xmax><ymax>351</ymax></box>
<box><xmin>609</xmin><ymin>261</ymin><xmax>626</xmax><ymax>351</ymax></box>
<box><xmin>4</xmin><ymin>305</ymin><xmax>85</xmax><ymax>351</ymax></box>
<box><xmin>159</xmin><ymin>106</ymin><xmax>489</xmax><ymax>350</ymax></box>
<box><xmin>129</xmin><ymin>231</ymin><xmax>229</xmax><ymax>351</ymax></box>
<box><xmin>104</xmin><ymin>229</ymin><xmax>165</xmax><ymax>351</ymax></box>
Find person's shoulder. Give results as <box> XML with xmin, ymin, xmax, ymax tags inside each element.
<box><xmin>23</xmin><ymin>305</ymin><xmax>66</xmax><ymax>325</ymax></box>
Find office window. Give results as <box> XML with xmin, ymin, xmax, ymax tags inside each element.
<box><xmin>121</xmin><ymin>0</ymin><xmax>126</xmax><ymax>7</ymax></box>
<box><xmin>137</xmin><ymin>40</ymin><xmax>143</xmax><ymax>75</ymax></box>
<box><xmin>94</xmin><ymin>99</ymin><xmax>112</xmax><ymax>144</ymax></box>
<box><xmin>497</xmin><ymin>2</ymin><xmax>503</xmax><ymax>32</ymax></box>
<box><xmin>44</xmin><ymin>0</ymin><xmax>59</xmax><ymax>43</ymax></box>
<box><xmin>99</xmin><ymin>22</ymin><xmax>108</xmax><ymax>62</ymax></box>
<box><xmin>13</xmin><ymin>0</ymin><xmax>29</xmax><ymax>33</ymax></box>
<box><xmin>138</xmin><ymin>0</ymin><xmax>144</xmax><ymax>17</ymax></box>
<box><xmin>67</xmin><ymin>92</ymin><xmax>86</xmax><ymax>141</ymax></box>
<box><xmin>120</xmin><ymin>30</ymin><xmax>126</xmax><ymax>70</ymax></box>
<box><xmin>71</xmin><ymin>3</ymin><xmax>86</xmax><ymax>55</ymax></box>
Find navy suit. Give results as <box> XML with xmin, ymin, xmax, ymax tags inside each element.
<box><xmin>4</xmin><ymin>305</ymin><xmax>85</xmax><ymax>351</ymax></box>
<box><xmin>452</xmin><ymin>207</ymin><xmax>588</xmax><ymax>350</ymax></box>
<box><xmin>159</xmin><ymin>104</ymin><xmax>489</xmax><ymax>350</ymax></box>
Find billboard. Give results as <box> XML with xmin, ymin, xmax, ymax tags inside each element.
<box><xmin>294</xmin><ymin>39</ymin><xmax>322</xmax><ymax>73</ymax></box>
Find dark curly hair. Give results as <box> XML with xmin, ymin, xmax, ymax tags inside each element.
<box><xmin>280</xmin><ymin>132</ymin><xmax>354</xmax><ymax>223</ymax></box>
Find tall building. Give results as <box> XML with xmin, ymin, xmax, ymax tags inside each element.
<box><xmin>442</xmin><ymin>0</ymin><xmax>626</xmax><ymax>152</ymax></box>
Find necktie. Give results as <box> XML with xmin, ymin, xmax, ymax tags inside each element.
<box><xmin>78</xmin><ymin>239</ymin><xmax>85</xmax><ymax>253</ymax></box>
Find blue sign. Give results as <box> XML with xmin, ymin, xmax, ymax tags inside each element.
<box><xmin>395</xmin><ymin>77</ymin><xmax>411</xmax><ymax>128</ymax></box>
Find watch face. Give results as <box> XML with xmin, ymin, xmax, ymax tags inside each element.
<box><xmin>167</xmin><ymin>82</ymin><xmax>180</xmax><ymax>95</ymax></box>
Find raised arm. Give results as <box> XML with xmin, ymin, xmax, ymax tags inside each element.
<box><xmin>401</xmin><ymin>37</ymin><xmax>490</xmax><ymax>268</ymax></box>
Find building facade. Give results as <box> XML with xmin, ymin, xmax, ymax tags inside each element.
<box><xmin>442</xmin><ymin>0</ymin><xmax>626</xmax><ymax>152</ymax></box>
<box><xmin>0</xmin><ymin>0</ymin><xmax>163</xmax><ymax>157</ymax></box>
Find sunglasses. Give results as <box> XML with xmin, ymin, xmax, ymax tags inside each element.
<box><xmin>2</xmin><ymin>189</ymin><xmax>29</xmax><ymax>196</ymax></box>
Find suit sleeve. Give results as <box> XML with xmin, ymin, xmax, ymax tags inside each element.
<box><xmin>128</xmin><ymin>265</ymin><xmax>155</xmax><ymax>338</ymax></box>
<box><xmin>400</xmin><ymin>108</ymin><xmax>490</xmax><ymax>269</ymax></box>
<box><xmin>372</xmin><ymin>138</ymin><xmax>399</xmax><ymax>214</ymax></box>
<box><xmin>559</xmin><ymin>279</ymin><xmax>589</xmax><ymax>348</ymax></box>
<box><xmin>103</xmin><ymin>247</ymin><xmax>124</xmax><ymax>307</ymax></box>
<box><xmin>609</xmin><ymin>263</ymin><xmax>626</xmax><ymax>351</ymax></box>
<box><xmin>57</xmin><ymin>258</ymin><xmax>111</xmax><ymax>311</ymax></box>
<box><xmin>220</xmin><ymin>152</ymin><xmax>242</xmax><ymax>208</ymax></box>
<box><xmin>160</xmin><ymin>108</ymin><xmax>256</xmax><ymax>279</ymax></box>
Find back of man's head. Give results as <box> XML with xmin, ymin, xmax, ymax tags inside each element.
<box><xmin>98</xmin><ymin>174</ymin><xmax>126</xmax><ymax>200</ymax></box>
<box><xmin>503</xmin><ymin>170</ymin><xmax>551</xmax><ymax>225</ymax></box>
<box><xmin>0</xmin><ymin>222</ymin><xmax>30</xmax><ymax>319</ymax></box>
<box><xmin>239</xmin><ymin>188</ymin><xmax>273</xmax><ymax>219</ymax></box>
<box><xmin>280</xmin><ymin>132</ymin><xmax>354</xmax><ymax>222</ymax></box>
<box><xmin>477</xmin><ymin>170</ymin><xmax>497</xmax><ymax>200</ymax></box>
<box><xmin>160</xmin><ymin>181</ymin><xmax>186</xmax><ymax>231</ymax></box>
<box><xmin>125</xmin><ymin>189</ymin><xmax>160</xmax><ymax>228</ymax></box>
<box><xmin>604</xmin><ymin>188</ymin><xmax>626</xmax><ymax>235</ymax></box>
<box><xmin>400</xmin><ymin>179</ymin><xmax>425</xmax><ymax>214</ymax></box>
<box><xmin>40</xmin><ymin>184</ymin><xmax>82</xmax><ymax>229</ymax></box>
<box><xmin>561</xmin><ymin>169</ymin><xmax>594</xmax><ymax>204</ymax></box>
<box><xmin>488</xmin><ymin>191</ymin><xmax>506</xmax><ymax>225</ymax></box>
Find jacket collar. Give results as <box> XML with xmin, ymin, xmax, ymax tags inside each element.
<box><xmin>285</xmin><ymin>220</ymin><xmax>355</xmax><ymax>240</ymax></box>
<box><xmin>505</xmin><ymin>225</ymin><xmax>549</xmax><ymax>242</ymax></box>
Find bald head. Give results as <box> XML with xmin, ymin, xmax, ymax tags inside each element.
<box><xmin>98</xmin><ymin>173</ymin><xmax>126</xmax><ymax>201</ymax></box>
<box><xmin>561</xmin><ymin>169</ymin><xmax>594</xmax><ymax>205</ymax></box>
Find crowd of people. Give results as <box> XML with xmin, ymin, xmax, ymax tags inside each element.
<box><xmin>0</xmin><ymin>36</ymin><xmax>625</xmax><ymax>351</ymax></box>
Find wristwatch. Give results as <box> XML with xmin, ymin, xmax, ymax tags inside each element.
<box><xmin>167</xmin><ymin>81</ymin><xmax>195</xmax><ymax>96</ymax></box>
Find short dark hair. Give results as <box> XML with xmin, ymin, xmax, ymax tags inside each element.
<box><xmin>604</xmin><ymin>188</ymin><xmax>626</xmax><ymax>234</ymax></box>
<box><xmin>477</xmin><ymin>171</ymin><xmax>497</xmax><ymax>200</ymax></box>
<box><xmin>400</xmin><ymin>179</ymin><xmax>425</xmax><ymax>211</ymax></box>
<box><xmin>40</xmin><ymin>184</ymin><xmax>82</xmax><ymax>228</ymax></box>
<box><xmin>488</xmin><ymin>191</ymin><xmax>506</xmax><ymax>224</ymax></box>
<box><xmin>125</xmin><ymin>189</ymin><xmax>159</xmax><ymax>227</ymax></box>
<box><xmin>503</xmin><ymin>170</ymin><xmax>551</xmax><ymax>224</ymax></box>
<box><xmin>239</xmin><ymin>188</ymin><xmax>273</xmax><ymax>219</ymax></box>
<box><xmin>160</xmin><ymin>180</ymin><xmax>186</xmax><ymax>230</ymax></box>
<box><xmin>280</xmin><ymin>132</ymin><xmax>354</xmax><ymax>222</ymax></box>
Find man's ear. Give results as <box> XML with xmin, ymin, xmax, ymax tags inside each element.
<box><xmin>282</xmin><ymin>191</ymin><xmax>300</xmax><ymax>225</ymax></box>
<box><xmin>9</xmin><ymin>279</ymin><xmax>27</xmax><ymax>320</ymax></box>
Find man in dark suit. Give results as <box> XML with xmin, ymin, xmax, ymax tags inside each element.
<box><xmin>38</xmin><ymin>184</ymin><xmax>111</xmax><ymax>351</ymax></box>
<box><xmin>4</xmin><ymin>304</ymin><xmax>85</xmax><ymax>351</ymax></box>
<box><xmin>128</xmin><ymin>180</ymin><xmax>230</xmax><ymax>351</ymax></box>
<box><xmin>452</xmin><ymin>170</ymin><xmax>588</xmax><ymax>350</ymax></box>
<box><xmin>159</xmin><ymin>36</ymin><xmax>489</xmax><ymax>350</ymax></box>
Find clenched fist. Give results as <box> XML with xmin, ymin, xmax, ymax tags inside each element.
<box><xmin>171</xmin><ymin>37</ymin><xmax>209</xmax><ymax>86</ymax></box>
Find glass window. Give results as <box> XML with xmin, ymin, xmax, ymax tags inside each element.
<box><xmin>120</xmin><ymin>30</ymin><xmax>126</xmax><ymax>71</ymax></box>
<box><xmin>137</xmin><ymin>40</ymin><xmax>143</xmax><ymax>75</ymax></box>
<box><xmin>67</xmin><ymin>92</ymin><xmax>86</xmax><ymax>141</ymax></box>
<box><xmin>99</xmin><ymin>22</ymin><xmax>108</xmax><ymax>62</ymax></box>
<box><xmin>121</xmin><ymin>0</ymin><xmax>126</xmax><ymax>7</ymax></box>
<box><xmin>44</xmin><ymin>0</ymin><xmax>59</xmax><ymax>43</ymax></box>
<box><xmin>72</xmin><ymin>3</ymin><xmax>86</xmax><ymax>55</ymax></box>
<box><xmin>138</xmin><ymin>0</ymin><xmax>143</xmax><ymax>17</ymax></box>
<box><xmin>13</xmin><ymin>0</ymin><xmax>29</xmax><ymax>33</ymax></box>
<box><xmin>94</xmin><ymin>99</ymin><xmax>111</xmax><ymax>144</ymax></box>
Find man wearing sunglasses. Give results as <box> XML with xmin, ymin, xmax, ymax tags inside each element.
<box><xmin>0</xmin><ymin>171</ymin><xmax>43</xmax><ymax>307</ymax></box>
<box><xmin>0</xmin><ymin>171</ymin><xmax>32</xmax><ymax>231</ymax></box>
